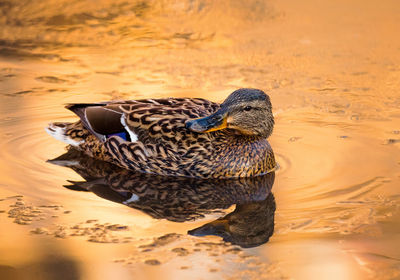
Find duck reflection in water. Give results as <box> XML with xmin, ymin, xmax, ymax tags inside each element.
<box><xmin>49</xmin><ymin>148</ymin><xmax>276</xmax><ymax>248</ymax></box>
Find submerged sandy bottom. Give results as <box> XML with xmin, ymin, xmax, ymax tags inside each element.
<box><xmin>0</xmin><ymin>0</ymin><xmax>400</xmax><ymax>279</ymax></box>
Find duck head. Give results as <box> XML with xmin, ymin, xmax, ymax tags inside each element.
<box><xmin>186</xmin><ymin>88</ymin><xmax>274</xmax><ymax>137</ymax></box>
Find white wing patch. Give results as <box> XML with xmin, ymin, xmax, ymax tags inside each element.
<box><xmin>45</xmin><ymin>124</ymin><xmax>83</xmax><ymax>147</ymax></box>
<box><xmin>120</xmin><ymin>115</ymin><xmax>138</xmax><ymax>142</ymax></box>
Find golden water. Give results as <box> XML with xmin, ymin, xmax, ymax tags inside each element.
<box><xmin>0</xmin><ymin>0</ymin><xmax>400</xmax><ymax>279</ymax></box>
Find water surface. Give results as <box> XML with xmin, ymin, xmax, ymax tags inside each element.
<box><xmin>1</xmin><ymin>0</ymin><xmax>400</xmax><ymax>279</ymax></box>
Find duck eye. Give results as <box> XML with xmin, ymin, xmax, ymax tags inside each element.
<box><xmin>244</xmin><ymin>106</ymin><xmax>252</xmax><ymax>111</ymax></box>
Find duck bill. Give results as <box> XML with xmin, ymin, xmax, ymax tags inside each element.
<box><xmin>186</xmin><ymin>110</ymin><xmax>228</xmax><ymax>133</ymax></box>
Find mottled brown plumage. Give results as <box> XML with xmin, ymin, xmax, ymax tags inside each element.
<box><xmin>46</xmin><ymin>88</ymin><xmax>276</xmax><ymax>178</ymax></box>
<box><xmin>189</xmin><ymin>192</ymin><xmax>275</xmax><ymax>248</ymax></box>
<box><xmin>49</xmin><ymin>148</ymin><xmax>276</xmax><ymax>247</ymax></box>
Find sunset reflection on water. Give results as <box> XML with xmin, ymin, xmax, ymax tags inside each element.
<box><xmin>0</xmin><ymin>0</ymin><xmax>400</xmax><ymax>279</ymax></box>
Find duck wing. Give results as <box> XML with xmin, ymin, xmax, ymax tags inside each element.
<box><xmin>66</xmin><ymin>98</ymin><xmax>219</xmax><ymax>143</ymax></box>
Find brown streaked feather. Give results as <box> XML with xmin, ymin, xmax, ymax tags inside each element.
<box><xmin>49</xmin><ymin>148</ymin><xmax>275</xmax><ymax>224</ymax></box>
<box><xmin>51</xmin><ymin>97</ymin><xmax>276</xmax><ymax>178</ymax></box>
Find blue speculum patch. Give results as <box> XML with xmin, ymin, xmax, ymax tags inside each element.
<box><xmin>107</xmin><ymin>132</ymin><xmax>128</xmax><ymax>141</ymax></box>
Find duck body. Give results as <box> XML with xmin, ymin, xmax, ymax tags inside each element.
<box><xmin>46</xmin><ymin>88</ymin><xmax>276</xmax><ymax>178</ymax></box>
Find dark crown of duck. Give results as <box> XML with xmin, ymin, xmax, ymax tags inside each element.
<box><xmin>186</xmin><ymin>88</ymin><xmax>274</xmax><ymax>137</ymax></box>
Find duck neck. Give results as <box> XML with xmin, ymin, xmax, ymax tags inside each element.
<box><xmin>222</xmin><ymin>129</ymin><xmax>266</xmax><ymax>142</ymax></box>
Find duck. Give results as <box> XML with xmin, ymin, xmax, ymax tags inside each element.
<box><xmin>48</xmin><ymin>148</ymin><xmax>276</xmax><ymax>248</ymax></box>
<box><xmin>46</xmin><ymin>88</ymin><xmax>276</xmax><ymax>178</ymax></box>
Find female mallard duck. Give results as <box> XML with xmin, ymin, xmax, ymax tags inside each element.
<box><xmin>46</xmin><ymin>88</ymin><xmax>276</xmax><ymax>178</ymax></box>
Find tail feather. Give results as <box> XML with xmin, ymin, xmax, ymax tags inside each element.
<box><xmin>45</xmin><ymin>122</ymin><xmax>84</xmax><ymax>147</ymax></box>
<box><xmin>46</xmin><ymin>103</ymin><xmax>129</xmax><ymax>146</ymax></box>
